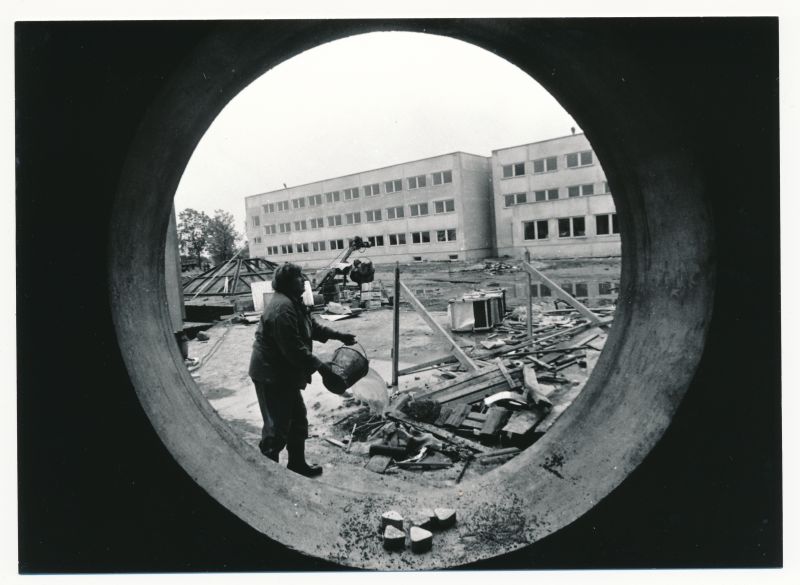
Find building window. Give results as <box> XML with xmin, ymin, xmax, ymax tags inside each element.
<box><xmin>251</xmin><ymin>216</ymin><xmax>260</xmax><ymax>227</ymax></box>
<box><xmin>343</xmin><ymin>187</ymin><xmax>359</xmax><ymax>200</ymax></box>
<box><xmin>409</xmin><ymin>202</ymin><xmax>429</xmax><ymax>216</ymax></box>
<box><xmin>603</xmin><ymin>181</ymin><xmax>611</xmax><ymax>194</ymax></box>
<box><xmin>534</xmin><ymin>188</ymin><xmax>559</xmax><ymax>202</ymax></box>
<box><xmin>265</xmin><ymin>224</ymin><xmax>276</xmax><ymax>235</ymax></box>
<box><xmin>504</xmin><ymin>193</ymin><xmax>527</xmax><ymax>207</ymax></box>
<box><xmin>523</xmin><ymin>220</ymin><xmax>549</xmax><ymax>240</ymax></box>
<box><xmin>575</xmin><ymin>283</ymin><xmax>588</xmax><ymax>297</ymax></box>
<box><xmin>437</xmin><ymin>229</ymin><xmax>457</xmax><ymax>242</ymax></box>
<box><xmin>293</xmin><ymin>220</ymin><xmax>308</xmax><ymax>231</ymax></box>
<box><xmin>308</xmin><ymin>194</ymin><xmax>323</xmax><ymax>207</ymax></box>
<box><xmin>327</xmin><ymin>215</ymin><xmax>342</xmax><ymax>227</ymax></box>
<box><xmin>558</xmin><ymin>216</ymin><xmax>586</xmax><ymax>238</ymax></box>
<box><xmin>384</xmin><ymin>179</ymin><xmax>402</xmax><ymax>194</ymax></box>
<box><xmin>561</xmin><ymin>282</ymin><xmax>574</xmax><ymax>295</ymax></box>
<box><xmin>280</xmin><ymin>244</ymin><xmax>294</xmax><ymax>254</ymax></box>
<box><xmin>408</xmin><ymin>175</ymin><xmax>426</xmax><ymax>190</ymax></box>
<box><xmin>263</xmin><ymin>203</ymin><xmax>275</xmax><ymax>214</ymax></box>
<box><xmin>595</xmin><ymin>213</ymin><xmax>620</xmax><ymax>235</ymax></box>
<box><xmin>329</xmin><ymin>239</ymin><xmax>345</xmax><ymax>250</ymax></box>
<box><xmin>532</xmin><ymin>156</ymin><xmax>558</xmax><ymax>174</ymax></box>
<box><xmin>267</xmin><ymin>245</ymin><xmax>280</xmax><ymax>255</ymax></box>
<box><xmin>530</xmin><ymin>283</ymin><xmax>552</xmax><ymax>298</ymax></box>
<box><xmin>411</xmin><ymin>231</ymin><xmax>431</xmax><ymax>244</ymax></box>
<box><xmin>432</xmin><ymin>170</ymin><xmax>453</xmax><ymax>185</ymax></box>
<box><xmin>568</xmin><ymin>183</ymin><xmax>595</xmax><ymax>198</ymax></box>
<box><xmin>566</xmin><ymin>150</ymin><xmax>593</xmax><ymax>168</ymax></box>
<box><xmin>295</xmin><ymin>242</ymin><xmax>309</xmax><ymax>254</ymax></box>
<box><xmin>599</xmin><ymin>281</ymin><xmax>614</xmax><ymax>295</ymax></box>
<box><xmin>309</xmin><ymin>217</ymin><xmax>324</xmax><ymax>230</ymax></box>
<box><xmin>279</xmin><ymin>222</ymin><xmax>292</xmax><ymax>233</ymax></box>
<box><xmin>253</xmin><ymin>236</ymin><xmax>262</xmax><ymax>244</ymax></box>
<box><xmin>292</xmin><ymin>197</ymin><xmax>306</xmax><ymax>209</ymax></box>
<box><xmin>364</xmin><ymin>183</ymin><xmax>380</xmax><ymax>197</ymax></box>
<box><xmin>325</xmin><ymin>191</ymin><xmax>340</xmax><ymax>203</ymax></box>
<box><xmin>344</xmin><ymin>212</ymin><xmax>361</xmax><ymax>225</ymax></box>
<box><xmin>276</xmin><ymin>200</ymin><xmax>290</xmax><ymax>212</ymax></box>
<box><xmin>502</xmin><ymin>162</ymin><xmax>525</xmax><ymax>178</ymax></box>
<box><xmin>389</xmin><ymin>233</ymin><xmax>407</xmax><ymax>246</ymax></box>
<box><xmin>365</xmin><ymin>209</ymin><xmax>382</xmax><ymax>222</ymax></box>
<box><xmin>368</xmin><ymin>235</ymin><xmax>385</xmax><ymax>247</ymax></box>
<box><xmin>434</xmin><ymin>199</ymin><xmax>455</xmax><ymax>214</ymax></box>
<box><xmin>386</xmin><ymin>205</ymin><xmax>405</xmax><ymax>220</ymax></box>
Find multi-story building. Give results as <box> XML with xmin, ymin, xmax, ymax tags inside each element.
<box><xmin>245</xmin><ymin>152</ymin><xmax>494</xmax><ymax>269</ymax></box>
<box><xmin>491</xmin><ymin>133</ymin><xmax>620</xmax><ymax>259</ymax></box>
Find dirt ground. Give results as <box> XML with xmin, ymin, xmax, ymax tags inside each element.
<box><xmin>185</xmin><ymin>256</ymin><xmax>620</xmax><ymax>492</ymax></box>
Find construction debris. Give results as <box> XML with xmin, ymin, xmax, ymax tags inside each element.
<box><xmin>380</xmin><ymin>511</ymin><xmax>404</xmax><ymax>531</ymax></box>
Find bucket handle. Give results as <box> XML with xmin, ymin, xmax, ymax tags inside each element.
<box><xmin>341</xmin><ymin>340</ymin><xmax>368</xmax><ymax>359</ymax></box>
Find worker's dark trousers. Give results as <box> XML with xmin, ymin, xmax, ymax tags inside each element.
<box><xmin>252</xmin><ymin>380</ymin><xmax>309</xmax><ymax>461</ymax></box>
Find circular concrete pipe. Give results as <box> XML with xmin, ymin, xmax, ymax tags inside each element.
<box><xmin>109</xmin><ymin>21</ymin><xmax>714</xmax><ymax>569</ymax></box>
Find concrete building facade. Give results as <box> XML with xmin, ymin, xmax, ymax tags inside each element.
<box><xmin>491</xmin><ymin>133</ymin><xmax>620</xmax><ymax>259</ymax></box>
<box><xmin>245</xmin><ymin>152</ymin><xmax>493</xmax><ymax>269</ymax></box>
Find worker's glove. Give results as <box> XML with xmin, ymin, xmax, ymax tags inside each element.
<box><xmin>337</xmin><ymin>333</ymin><xmax>357</xmax><ymax>346</ymax></box>
<box><xmin>318</xmin><ymin>362</ymin><xmax>346</xmax><ymax>395</ymax></box>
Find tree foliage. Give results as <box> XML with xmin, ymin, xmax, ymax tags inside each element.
<box><xmin>177</xmin><ymin>208</ymin><xmax>210</xmax><ymax>266</ymax></box>
<box><xmin>206</xmin><ymin>209</ymin><xmax>241</xmax><ymax>264</ymax></box>
<box><xmin>176</xmin><ymin>208</ymin><xmax>243</xmax><ymax>266</ymax></box>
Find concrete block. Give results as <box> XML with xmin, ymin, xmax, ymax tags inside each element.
<box><xmin>383</xmin><ymin>525</ymin><xmax>406</xmax><ymax>550</ymax></box>
<box><xmin>410</xmin><ymin>526</ymin><xmax>433</xmax><ymax>553</ymax></box>
<box><xmin>380</xmin><ymin>510</ymin><xmax>404</xmax><ymax>531</ymax></box>
<box><xmin>410</xmin><ymin>509</ymin><xmax>435</xmax><ymax>531</ymax></box>
<box><xmin>434</xmin><ymin>508</ymin><xmax>457</xmax><ymax>529</ymax></box>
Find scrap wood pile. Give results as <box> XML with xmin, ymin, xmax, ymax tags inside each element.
<box><xmin>327</xmin><ymin>311</ymin><xmax>610</xmax><ymax>478</ymax></box>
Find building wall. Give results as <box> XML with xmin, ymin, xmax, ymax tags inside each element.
<box><xmin>491</xmin><ymin>133</ymin><xmax>621</xmax><ymax>259</ymax></box>
<box><xmin>244</xmin><ymin>152</ymin><xmax>494</xmax><ymax>268</ymax></box>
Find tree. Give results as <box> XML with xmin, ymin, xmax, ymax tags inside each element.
<box><xmin>177</xmin><ymin>208</ymin><xmax>210</xmax><ymax>267</ymax></box>
<box><xmin>206</xmin><ymin>209</ymin><xmax>241</xmax><ymax>265</ymax></box>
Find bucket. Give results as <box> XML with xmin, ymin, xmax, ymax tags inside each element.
<box><xmin>326</xmin><ymin>342</ymin><xmax>369</xmax><ymax>394</ymax></box>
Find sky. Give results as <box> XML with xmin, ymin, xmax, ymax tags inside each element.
<box><xmin>173</xmin><ymin>31</ymin><xmax>580</xmax><ymax>234</ymax></box>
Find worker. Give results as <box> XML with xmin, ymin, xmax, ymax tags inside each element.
<box><xmin>248</xmin><ymin>262</ymin><xmax>356</xmax><ymax>477</ymax></box>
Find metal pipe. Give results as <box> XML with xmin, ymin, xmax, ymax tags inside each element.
<box><xmin>391</xmin><ymin>261</ymin><xmax>400</xmax><ymax>388</ymax></box>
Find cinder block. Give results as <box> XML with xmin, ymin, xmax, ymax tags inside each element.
<box><xmin>380</xmin><ymin>510</ymin><xmax>404</xmax><ymax>531</ymax></box>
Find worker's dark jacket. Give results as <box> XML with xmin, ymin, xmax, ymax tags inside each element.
<box><xmin>248</xmin><ymin>292</ymin><xmax>338</xmax><ymax>389</ymax></box>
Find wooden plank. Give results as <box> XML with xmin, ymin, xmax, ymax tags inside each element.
<box><xmin>521</xmin><ymin>260</ymin><xmax>605</xmax><ymax>325</ymax></box>
<box><xmin>400</xmin><ymin>281</ymin><xmax>478</xmax><ymax>371</ymax></box>
<box><xmin>391</xmin><ymin>262</ymin><xmax>400</xmax><ymax>387</ymax></box>
<box><xmin>495</xmin><ymin>358</ymin><xmax>521</xmax><ymax>390</ymax></box>
<box><xmin>385</xmin><ymin>413</ymin><xmax>492</xmax><ymax>454</ymax></box>
<box><xmin>459</xmin><ymin>419</ymin><xmax>483</xmax><ymax>430</ymax></box>
<box><xmin>501</xmin><ymin>409</ymin><xmax>546</xmax><ymax>438</ymax></box>
<box><xmin>480</xmin><ymin>407</ymin><xmax>512</xmax><ymax>438</ymax></box>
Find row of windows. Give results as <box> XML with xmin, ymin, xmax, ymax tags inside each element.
<box><xmin>501</xmin><ymin>150</ymin><xmax>593</xmax><ymax>178</ymax></box>
<box><xmin>259</xmin><ymin>199</ymin><xmax>456</xmax><ymax>234</ymax></box>
<box><xmin>255</xmin><ymin>169</ymin><xmax>454</xmax><ymax>220</ymax></box>
<box><xmin>261</xmin><ymin>229</ymin><xmax>458</xmax><ymax>255</ymax></box>
<box><xmin>523</xmin><ymin>213</ymin><xmax>619</xmax><ymax>240</ymax></box>
<box><xmin>530</xmin><ymin>280</ymin><xmax>617</xmax><ymax>299</ymax></box>
<box><xmin>504</xmin><ymin>181</ymin><xmax>610</xmax><ymax>207</ymax></box>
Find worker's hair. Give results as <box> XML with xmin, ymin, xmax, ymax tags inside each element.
<box><xmin>272</xmin><ymin>262</ymin><xmax>304</xmax><ymax>294</ymax></box>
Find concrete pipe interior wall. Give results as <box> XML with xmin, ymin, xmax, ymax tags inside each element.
<box><xmin>108</xmin><ymin>21</ymin><xmax>715</xmax><ymax>568</ymax></box>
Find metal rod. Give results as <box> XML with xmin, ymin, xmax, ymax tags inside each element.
<box><xmin>391</xmin><ymin>261</ymin><xmax>400</xmax><ymax>388</ymax></box>
<box><xmin>525</xmin><ymin>249</ymin><xmax>533</xmax><ymax>340</ymax></box>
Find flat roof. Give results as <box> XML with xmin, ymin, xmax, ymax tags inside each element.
<box><xmin>244</xmin><ymin>150</ymin><xmax>488</xmax><ymax>201</ymax></box>
<box><xmin>490</xmin><ymin>132</ymin><xmax>587</xmax><ymax>154</ymax></box>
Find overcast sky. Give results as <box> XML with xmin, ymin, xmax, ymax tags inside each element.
<box><xmin>173</xmin><ymin>31</ymin><xmax>580</xmax><ymax>232</ymax></box>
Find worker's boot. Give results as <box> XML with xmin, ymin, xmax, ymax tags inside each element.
<box><xmin>287</xmin><ymin>440</ymin><xmax>323</xmax><ymax>478</ymax></box>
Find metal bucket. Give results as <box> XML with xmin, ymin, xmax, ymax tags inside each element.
<box><xmin>327</xmin><ymin>342</ymin><xmax>369</xmax><ymax>394</ymax></box>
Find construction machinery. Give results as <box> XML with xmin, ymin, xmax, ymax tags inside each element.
<box><xmin>313</xmin><ymin>236</ymin><xmax>375</xmax><ymax>302</ymax></box>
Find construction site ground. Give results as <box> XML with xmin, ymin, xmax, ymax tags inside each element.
<box><xmin>185</xmin><ymin>256</ymin><xmax>620</xmax><ymax>493</ymax></box>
